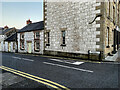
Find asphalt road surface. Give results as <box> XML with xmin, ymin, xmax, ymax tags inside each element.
<box><xmin>1</xmin><ymin>52</ymin><xmax>120</xmax><ymax>89</ymax></box>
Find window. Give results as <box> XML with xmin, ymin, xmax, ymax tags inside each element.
<box><xmin>113</xmin><ymin>6</ymin><xmax>115</xmax><ymax>24</ymax></box>
<box><xmin>62</xmin><ymin>31</ymin><xmax>65</xmax><ymax>45</ymax></box>
<box><xmin>20</xmin><ymin>33</ymin><xmax>24</xmax><ymax>50</ymax></box>
<box><xmin>35</xmin><ymin>32</ymin><xmax>40</xmax><ymax>39</ymax></box>
<box><xmin>34</xmin><ymin>31</ymin><xmax>40</xmax><ymax>51</ymax></box>
<box><xmin>21</xmin><ymin>33</ymin><xmax>24</xmax><ymax>40</ymax></box>
<box><xmin>109</xmin><ymin>1</ymin><xmax>110</xmax><ymax>16</ymax></box>
<box><xmin>106</xmin><ymin>27</ymin><xmax>110</xmax><ymax>48</ymax></box>
<box><xmin>35</xmin><ymin>40</ymin><xmax>40</xmax><ymax>51</ymax></box>
<box><xmin>20</xmin><ymin>41</ymin><xmax>24</xmax><ymax>49</ymax></box>
<box><xmin>46</xmin><ymin>32</ymin><xmax>50</xmax><ymax>46</ymax></box>
<box><xmin>118</xmin><ymin>3</ymin><xmax>120</xmax><ymax>25</ymax></box>
<box><xmin>13</xmin><ymin>42</ymin><xmax>15</xmax><ymax>50</ymax></box>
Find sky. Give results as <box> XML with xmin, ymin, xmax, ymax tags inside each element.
<box><xmin>1</xmin><ymin>2</ymin><xmax>43</xmax><ymax>29</ymax></box>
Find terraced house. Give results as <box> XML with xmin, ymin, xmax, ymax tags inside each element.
<box><xmin>44</xmin><ymin>0</ymin><xmax>120</xmax><ymax>61</ymax></box>
<box><xmin>0</xmin><ymin>26</ymin><xmax>17</xmax><ymax>52</ymax></box>
<box><xmin>17</xmin><ymin>20</ymin><xmax>44</xmax><ymax>54</ymax></box>
<box><xmin>0</xmin><ymin>27</ymin><xmax>4</xmax><ymax>51</ymax></box>
<box><xmin>4</xmin><ymin>33</ymin><xmax>18</xmax><ymax>52</ymax></box>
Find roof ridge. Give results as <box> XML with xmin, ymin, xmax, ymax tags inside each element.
<box><xmin>18</xmin><ymin>21</ymin><xmax>44</xmax><ymax>33</ymax></box>
<box><xmin>6</xmin><ymin>33</ymin><xmax>16</xmax><ymax>39</ymax></box>
<box><xmin>30</xmin><ymin>21</ymin><xmax>44</xmax><ymax>24</ymax></box>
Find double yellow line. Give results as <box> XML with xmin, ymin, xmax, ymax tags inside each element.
<box><xmin>0</xmin><ymin>66</ymin><xmax>70</xmax><ymax>90</ymax></box>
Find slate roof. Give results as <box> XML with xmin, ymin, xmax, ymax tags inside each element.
<box><xmin>18</xmin><ymin>21</ymin><xmax>44</xmax><ymax>33</ymax></box>
<box><xmin>0</xmin><ymin>28</ymin><xmax>3</xmax><ymax>35</ymax></box>
<box><xmin>2</xmin><ymin>28</ymin><xmax>15</xmax><ymax>35</ymax></box>
<box><xmin>5</xmin><ymin>33</ymin><xmax>17</xmax><ymax>41</ymax></box>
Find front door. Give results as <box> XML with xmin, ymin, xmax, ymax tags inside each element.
<box><xmin>8</xmin><ymin>42</ymin><xmax>11</xmax><ymax>52</ymax></box>
<box><xmin>27</xmin><ymin>42</ymin><xmax>32</xmax><ymax>53</ymax></box>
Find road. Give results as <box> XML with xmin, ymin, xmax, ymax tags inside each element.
<box><xmin>1</xmin><ymin>52</ymin><xmax>120</xmax><ymax>89</ymax></box>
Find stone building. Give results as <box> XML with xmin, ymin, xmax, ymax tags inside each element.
<box><xmin>44</xmin><ymin>0</ymin><xmax>120</xmax><ymax>60</ymax></box>
<box><xmin>17</xmin><ymin>20</ymin><xmax>44</xmax><ymax>54</ymax></box>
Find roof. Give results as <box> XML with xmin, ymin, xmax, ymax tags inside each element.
<box><xmin>5</xmin><ymin>33</ymin><xmax>17</xmax><ymax>41</ymax></box>
<box><xmin>0</xmin><ymin>28</ymin><xmax>3</xmax><ymax>35</ymax></box>
<box><xmin>18</xmin><ymin>21</ymin><xmax>44</xmax><ymax>33</ymax></box>
<box><xmin>2</xmin><ymin>28</ymin><xmax>16</xmax><ymax>35</ymax></box>
<box><xmin>0</xmin><ymin>31</ymin><xmax>3</xmax><ymax>35</ymax></box>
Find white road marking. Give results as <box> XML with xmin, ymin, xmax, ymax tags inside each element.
<box><xmin>50</xmin><ymin>59</ymin><xmax>64</xmax><ymax>62</ymax></box>
<box><xmin>72</xmin><ymin>62</ymin><xmax>84</xmax><ymax>65</ymax></box>
<box><xmin>50</xmin><ymin>59</ymin><xmax>84</xmax><ymax>65</ymax></box>
<box><xmin>43</xmin><ymin>62</ymin><xmax>93</xmax><ymax>73</ymax></box>
<box><xmin>12</xmin><ymin>56</ymin><xmax>21</xmax><ymax>59</ymax></box>
<box><xmin>12</xmin><ymin>56</ymin><xmax>34</xmax><ymax>62</ymax></box>
<box><xmin>22</xmin><ymin>58</ymin><xmax>34</xmax><ymax>62</ymax></box>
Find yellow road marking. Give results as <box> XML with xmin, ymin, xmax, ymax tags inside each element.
<box><xmin>1</xmin><ymin>66</ymin><xmax>70</xmax><ymax>90</ymax></box>
<box><xmin>0</xmin><ymin>66</ymin><xmax>61</xmax><ymax>90</ymax></box>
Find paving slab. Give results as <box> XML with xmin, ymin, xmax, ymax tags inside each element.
<box><xmin>2</xmin><ymin>72</ymin><xmax>24</xmax><ymax>87</ymax></box>
<box><xmin>1</xmin><ymin>71</ymin><xmax>50</xmax><ymax>89</ymax></box>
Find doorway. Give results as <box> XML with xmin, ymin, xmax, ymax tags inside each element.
<box><xmin>8</xmin><ymin>42</ymin><xmax>11</xmax><ymax>52</ymax></box>
<box><xmin>27</xmin><ymin>42</ymin><xmax>32</xmax><ymax>53</ymax></box>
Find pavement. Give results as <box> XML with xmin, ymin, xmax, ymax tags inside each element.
<box><xmin>0</xmin><ymin>52</ymin><xmax>120</xmax><ymax>89</ymax></box>
<box><xmin>117</xmin><ymin>49</ymin><xmax>120</xmax><ymax>61</ymax></box>
<box><xmin>1</xmin><ymin>70</ymin><xmax>50</xmax><ymax>89</ymax></box>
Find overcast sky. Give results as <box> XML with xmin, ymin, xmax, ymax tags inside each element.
<box><xmin>1</xmin><ymin>2</ymin><xmax>43</xmax><ymax>29</ymax></box>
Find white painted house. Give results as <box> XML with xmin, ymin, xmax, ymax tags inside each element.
<box><xmin>0</xmin><ymin>28</ymin><xmax>5</xmax><ymax>51</ymax></box>
<box><xmin>0</xmin><ymin>26</ymin><xmax>17</xmax><ymax>52</ymax></box>
<box><xmin>4</xmin><ymin>33</ymin><xmax>17</xmax><ymax>52</ymax></box>
<box><xmin>17</xmin><ymin>20</ymin><xmax>44</xmax><ymax>54</ymax></box>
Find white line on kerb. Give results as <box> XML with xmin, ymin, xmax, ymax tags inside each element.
<box><xmin>12</xmin><ymin>56</ymin><xmax>34</xmax><ymax>62</ymax></box>
<box><xmin>43</xmin><ymin>62</ymin><xmax>93</xmax><ymax>73</ymax></box>
<box><xmin>50</xmin><ymin>59</ymin><xmax>84</xmax><ymax>65</ymax></box>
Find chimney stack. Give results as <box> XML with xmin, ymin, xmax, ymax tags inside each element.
<box><xmin>26</xmin><ymin>19</ymin><xmax>32</xmax><ymax>25</ymax></box>
<box><xmin>4</xmin><ymin>25</ymin><xmax>8</xmax><ymax>30</ymax></box>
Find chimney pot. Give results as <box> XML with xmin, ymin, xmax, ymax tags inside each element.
<box><xmin>26</xmin><ymin>19</ymin><xmax>32</xmax><ymax>25</ymax></box>
<box><xmin>4</xmin><ymin>25</ymin><xmax>8</xmax><ymax>30</ymax></box>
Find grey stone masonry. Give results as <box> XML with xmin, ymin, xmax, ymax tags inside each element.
<box><xmin>44</xmin><ymin>1</ymin><xmax>101</xmax><ymax>54</ymax></box>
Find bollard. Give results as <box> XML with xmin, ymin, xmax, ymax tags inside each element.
<box><xmin>99</xmin><ymin>51</ymin><xmax>102</xmax><ymax>62</ymax></box>
<box><xmin>88</xmin><ymin>50</ymin><xmax>90</xmax><ymax>60</ymax></box>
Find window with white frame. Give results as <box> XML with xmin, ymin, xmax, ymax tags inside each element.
<box><xmin>34</xmin><ymin>31</ymin><xmax>40</xmax><ymax>51</ymax></box>
<box><xmin>35</xmin><ymin>40</ymin><xmax>40</xmax><ymax>50</ymax></box>
<box><xmin>13</xmin><ymin>42</ymin><xmax>15</xmax><ymax>50</ymax></box>
<box><xmin>20</xmin><ymin>41</ymin><xmax>24</xmax><ymax>49</ymax></box>
<box><xmin>20</xmin><ymin>33</ymin><xmax>24</xmax><ymax>50</ymax></box>
<box><xmin>35</xmin><ymin>32</ymin><xmax>40</xmax><ymax>39</ymax></box>
<box><xmin>20</xmin><ymin>33</ymin><xmax>24</xmax><ymax>40</ymax></box>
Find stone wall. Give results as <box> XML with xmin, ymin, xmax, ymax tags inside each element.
<box><xmin>44</xmin><ymin>1</ymin><xmax>102</xmax><ymax>59</ymax></box>
<box><xmin>101</xmin><ymin>1</ymin><xmax>119</xmax><ymax>58</ymax></box>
